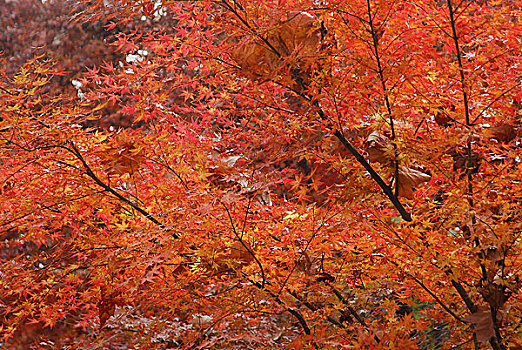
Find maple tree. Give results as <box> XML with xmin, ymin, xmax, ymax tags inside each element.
<box><xmin>1</xmin><ymin>0</ymin><xmax>522</xmax><ymax>348</ymax></box>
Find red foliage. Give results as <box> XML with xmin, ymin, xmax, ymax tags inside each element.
<box><xmin>1</xmin><ymin>0</ymin><xmax>522</xmax><ymax>348</ymax></box>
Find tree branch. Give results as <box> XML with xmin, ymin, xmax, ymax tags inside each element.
<box><xmin>68</xmin><ymin>142</ymin><xmax>171</xmax><ymax>234</ymax></box>
<box><xmin>333</xmin><ymin>129</ymin><xmax>412</xmax><ymax>221</ymax></box>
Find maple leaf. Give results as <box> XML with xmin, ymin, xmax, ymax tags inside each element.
<box><xmin>2</xmin><ymin>0</ymin><xmax>522</xmax><ymax>348</ymax></box>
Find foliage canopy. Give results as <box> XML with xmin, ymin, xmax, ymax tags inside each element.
<box><xmin>1</xmin><ymin>0</ymin><xmax>521</xmax><ymax>348</ymax></box>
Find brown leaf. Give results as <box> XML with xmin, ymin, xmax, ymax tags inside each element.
<box><xmin>365</xmin><ymin>131</ymin><xmax>393</xmax><ymax>164</ymax></box>
<box><xmin>434</xmin><ymin>104</ymin><xmax>455</xmax><ymax>126</ymax></box>
<box><xmin>98</xmin><ymin>287</ymin><xmax>120</xmax><ymax>328</ymax></box>
<box><xmin>200</xmin><ymin>241</ymin><xmax>254</xmax><ymax>274</ymax></box>
<box><xmin>365</xmin><ymin>131</ymin><xmax>430</xmax><ymax>198</ymax></box>
<box><xmin>339</xmin><ymin>308</ymin><xmax>354</xmax><ymax>324</ymax></box>
<box><xmin>171</xmin><ymin>263</ymin><xmax>189</xmax><ymax>277</ymax></box>
<box><xmin>230</xmin><ymin>241</ymin><xmax>254</xmax><ymax>266</ymax></box>
<box><xmin>276</xmin><ymin>11</ymin><xmax>321</xmax><ymax>61</ymax></box>
<box><xmin>434</xmin><ymin>110</ymin><xmax>452</xmax><ymax>125</ymax></box>
<box><xmin>295</xmin><ymin>251</ymin><xmax>313</xmax><ymax>274</ymax></box>
<box><xmin>99</xmin><ymin>301</ymin><xmax>115</xmax><ymax>328</ymax></box>
<box><xmin>481</xmin><ymin>283</ymin><xmax>509</xmax><ymax>309</ymax></box>
<box><xmin>315</xmin><ymin>272</ymin><xmax>335</xmax><ymax>283</ymax></box>
<box><xmin>487</xmin><ymin>123</ymin><xmax>518</xmax><ymax>143</ymax></box>
<box><xmin>98</xmin><ymin>133</ymin><xmax>145</xmax><ymax>175</ymax></box>
<box><xmin>395</xmin><ymin>166</ymin><xmax>431</xmax><ymax>199</ymax></box>
<box><xmin>445</xmin><ymin>145</ymin><xmax>482</xmax><ymax>174</ymax></box>
<box><xmin>230</xmin><ymin>37</ymin><xmax>277</xmax><ymax>80</ymax></box>
<box><xmin>463</xmin><ymin>306</ymin><xmax>498</xmax><ymax>343</ymax></box>
<box><xmin>189</xmin><ymin>314</ymin><xmax>213</xmax><ymax>327</ymax></box>
<box><xmin>200</xmin><ymin>248</ymin><xmax>230</xmax><ymax>274</ymax></box>
<box><xmin>482</xmin><ymin>245</ymin><xmax>503</xmax><ymax>262</ymax></box>
<box><xmin>230</xmin><ymin>11</ymin><xmax>321</xmax><ymax>84</ymax></box>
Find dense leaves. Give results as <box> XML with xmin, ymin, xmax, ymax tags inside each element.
<box><xmin>1</xmin><ymin>0</ymin><xmax>522</xmax><ymax>348</ymax></box>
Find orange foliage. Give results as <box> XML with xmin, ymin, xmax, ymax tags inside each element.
<box><xmin>1</xmin><ymin>0</ymin><xmax>522</xmax><ymax>348</ymax></box>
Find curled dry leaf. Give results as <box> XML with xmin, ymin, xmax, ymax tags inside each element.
<box><xmin>480</xmin><ymin>282</ymin><xmax>510</xmax><ymax>309</ymax></box>
<box><xmin>208</xmin><ymin>154</ymin><xmax>272</xmax><ymax>206</ymax></box>
<box><xmin>98</xmin><ymin>133</ymin><xmax>145</xmax><ymax>175</ymax></box>
<box><xmin>463</xmin><ymin>305</ymin><xmax>503</xmax><ymax>343</ymax></box>
<box><xmin>395</xmin><ymin>166</ymin><xmax>431</xmax><ymax>199</ymax></box>
<box><xmin>315</xmin><ymin>272</ymin><xmax>335</xmax><ymax>283</ymax></box>
<box><xmin>482</xmin><ymin>245</ymin><xmax>503</xmax><ymax>262</ymax></box>
<box><xmin>434</xmin><ymin>111</ymin><xmax>452</xmax><ymax>126</ymax></box>
<box><xmin>365</xmin><ymin>131</ymin><xmax>394</xmax><ymax>164</ymax></box>
<box><xmin>295</xmin><ymin>251</ymin><xmax>324</xmax><ymax>276</ymax></box>
<box><xmin>98</xmin><ymin>287</ymin><xmax>124</xmax><ymax>328</ymax></box>
<box><xmin>365</xmin><ymin>131</ymin><xmax>431</xmax><ymax>198</ymax></box>
<box><xmin>433</xmin><ymin>103</ymin><xmax>455</xmax><ymax>126</ymax></box>
<box><xmin>295</xmin><ymin>251</ymin><xmax>313</xmax><ymax>275</ymax></box>
<box><xmin>445</xmin><ymin>145</ymin><xmax>482</xmax><ymax>174</ymax></box>
<box><xmin>201</xmin><ymin>241</ymin><xmax>254</xmax><ymax>274</ymax></box>
<box><xmin>189</xmin><ymin>314</ymin><xmax>213</xmax><ymax>327</ymax></box>
<box><xmin>98</xmin><ymin>299</ymin><xmax>115</xmax><ymax>328</ymax></box>
<box><xmin>276</xmin><ymin>11</ymin><xmax>321</xmax><ymax>58</ymax></box>
<box><xmin>230</xmin><ymin>11</ymin><xmax>321</xmax><ymax>83</ymax></box>
<box><xmin>486</xmin><ymin>123</ymin><xmax>518</xmax><ymax>143</ymax></box>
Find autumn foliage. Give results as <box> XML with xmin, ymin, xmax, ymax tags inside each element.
<box><xmin>1</xmin><ymin>0</ymin><xmax>522</xmax><ymax>348</ymax></box>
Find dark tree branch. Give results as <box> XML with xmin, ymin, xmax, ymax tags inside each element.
<box><xmin>221</xmin><ymin>201</ymin><xmax>266</xmax><ymax>287</ymax></box>
<box><xmin>222</xmin><ymin>0</ymin><xmax>413</xmax><ymax>221</ymax></box>
<box><xmin>67</xmin><ymin>142</ymin><xmax>171</xmax><ymax>234</ymax></box>
<box><xmin>333</xmin><ymin>129</ymin><xmax>412</xmax><ymax>221</ymax></box>
<box><xmin>447</xmin><ymin>0</ymin><xmax>504</xmax><ymax>347</ymax></box>
<box><xmin>241</xmin><ymin>273</ymin><xmax>314</xmax><ymax>338</ymax></box>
